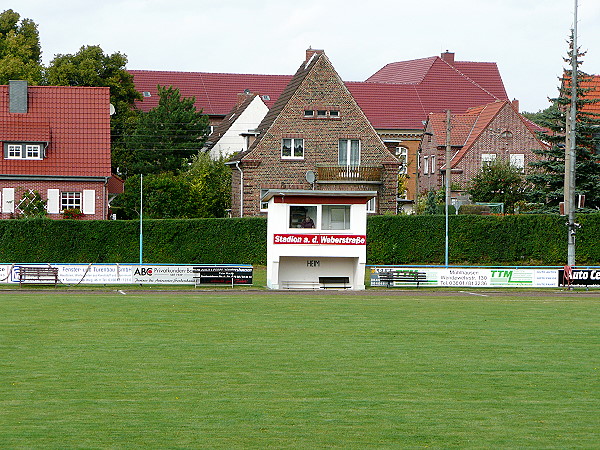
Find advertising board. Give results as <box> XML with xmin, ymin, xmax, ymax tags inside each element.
<box><xmin>370</xmin><ymin>267</ymin><xmax>559</xmax><ymax>288</ymax></box>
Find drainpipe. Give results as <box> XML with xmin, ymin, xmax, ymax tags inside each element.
<box><xmin>234</xmin><ymin>161</ymin><xmax>243</xmax><ymax>217</ymax></box>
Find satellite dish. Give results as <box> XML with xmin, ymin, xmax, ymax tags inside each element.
<box><xmin>305</xmin><ymin>170</ymin><xmax>316</xmax><ymax>184</ymax></box>
<box><xmin>109</xmin><ymin>103</ymin><xmax>116</xmax><ymax>115</ymax></box>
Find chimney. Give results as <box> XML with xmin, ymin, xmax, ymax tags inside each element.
<box><xmin>305</xmin><ymin>47</ymin><xmax>324</xmax><ymax>63</ymax></box>
<box><xmin>511</xmin><ymin>99</ymin><xmax>519</xmax><ymax>112</ymax></box>
<box><xmin>441</xmin><ymin>50</ymin><xmax>455</xmax><ymax>65</ymax></box>
<box><xmin>9</xmin><ymin>80</ymin><xmax>28</xmax><ymax>113</ymax></box>
<box><xmin>237</xmin><ymin>90</ymin><xmax>253</xmax><ymax>106</ymax></box>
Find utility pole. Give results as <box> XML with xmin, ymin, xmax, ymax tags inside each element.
<box><xmin>567</xmin><ymin>0</ymin><xmax>578</xmax><ymax>267</ymax></box>
<box><xmin>445</xmin><ymin>109</ymin><xmax>451</xmax><ymax>267</ymax></box>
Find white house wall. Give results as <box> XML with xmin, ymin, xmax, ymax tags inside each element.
<box><xmin>210</xmin><ymin>96</ymin><xmax>269</xmax><ymax>158</ymax></box>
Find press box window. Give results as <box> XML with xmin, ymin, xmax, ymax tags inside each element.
<box><xmin>289</xmin><ymin>205</ymin><xmax>317</xmax><ymax>229</ymax></box>
<box><xmin>322</xmin><ymin>205</ymin><xmax>350</xmax><ymax>230</ymax></box>
<box><xmin>282</xmin><ymin>138</ymin><xmax>304</xmax><ymax>159</ymax></box>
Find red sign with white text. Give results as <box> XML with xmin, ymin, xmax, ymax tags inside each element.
<box><xmin>274</xmin><ymin>234</ymin><xmax>366</xmax><ymax>245</ymax></box>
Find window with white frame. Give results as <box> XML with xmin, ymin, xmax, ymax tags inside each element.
<box><xmin>366</xmin><ymin>197</ymin><xmax>376</xmax><ymax>213</ymax></box>
<box><xmin>423</xmin><ymin>156</ymin><xmax>429</xmax><ymax>174</ymax></box>
<box><xmin>481</xmin><ymin>153</ymin><xmax>496</xmax><ymax>167</ymax></box>
<box><xmin>322</xmin><ymin>205</ymin><xmax>351</xmax><ymax>230</ymax></box>
<box><xmin>510</xmin><ymin>153</ymin><xmax>525</xmax><ymax>170</ymax></box>
<box><xmin>430</xmin><ymin>155</ymin><xmax>436</xmax><ymax>175</ymax></box>
<box><xmin>260</xmin><ymin>188</ymin><xmax>269</xmax><ymax>211</ymax></box>
<box><xmin>339</xmin><ymin>139</ymin><xmax>360</xmax><ymax>166</ymax></box>
<box><xmin>396</xmin><ymin>146</ymin><xmax>408</xmax><ymax>174</ymax></box>
<box><xmin>282</xmin><ymin>138</ymin><xmax>304</xmax><ymax>159</ymax></box>
<box><xmin>4</xmin><ymin>143</ymin><xmax>43</xmax><ymax>160</ymax></box>
<box><xmin>60</xmin><ymin>192</ymin><xmax>82</xmax><ymax>211</ymax></box>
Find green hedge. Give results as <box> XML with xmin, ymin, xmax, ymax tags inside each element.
<box><xmin>0</xmin><ymin>218</ymin><xmax>267</xmax><ymax>265</ymax></box>
<box><xmin>0</xmin><ymin>214</ymin><xmax>599</xmax><ymax>266</ymax></box>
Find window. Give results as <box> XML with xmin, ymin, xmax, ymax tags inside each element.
<box><xmin>142</xmin><ymin>91</ymin><xmax>151</xmax><ymax>97</ymax></box>
<box><xmin>61</xmin><ymin>192</ymin><xmax>81</xmax><ymax>211</ymax></box>
<box><xmin>7</xmin><ymin>144</ymin><xmax>21</xmax><ymax>159</ymax></box>
<box><xmin>396</xmin><ymin>147</ymin><xmax>408</xmax><ymax>174</ymax></box>
<box><xmin>260</xmin><ymin>188</ymin><xmax>269</xmax><ymax>211</ymax></box>
<box><xmin>510</xmin><ymin>153</ymin><xmax>525</xmax><ymax>170</ymax></box>
<box><xmin>482</xmin><ymin>153</ymin><xmax>496</xmax><ymax>166</ymax></box>
<box><xmin>303</xmin><ymin>109</ymin><xmax>339</xmax><ymax>119</ymax></box>
<box><xmin>430</xmin><ymin>155</ymin><xmax>436</xmax><ymax>174</ymax></box>
<box><xmin>26</xmin><ymin>145</ymin><xmax>41</xmax><ymax>159</ymax></box>
<box><xmin>289</xmin><ymin>205</ymin><xmax>317</xmax><ymax>229</ymax></box>
<box><xmin>322</xmin><ymin>205</ymin><xmax>350</xmax><ymax>230</ymax></box>
<box><xmin>4</xmin><ymin>143</ymin><xmax>43</xmax><ymax>160</ymax></box>
<box><xmin>500</xmin><ymin>130</ymin><xmax>513</xmax><ymax>139</ymax></box>
<box><xmin>339</xmin><ymin>139</ymin><xmax>360</xmax><ymax>166</ymax></box>
<box><xmin>366</xmin><ymin>197</ymin><xmax>376</xmax><ymax>213</ymax></box>
<box><xmin>423</xmin><ymin>156</ymin><xmax>429</xmax><ymax>174</ymax></box>
<box><xmin>282</xmin><ymin>138</ymin><xmax>304</xmax><ymax>159</ymax></box>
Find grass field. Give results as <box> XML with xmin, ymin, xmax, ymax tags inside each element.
<box><xmin>1</xmin><ymin>289</ymin><xmax>598</xmax><ymax>448</ymax></box>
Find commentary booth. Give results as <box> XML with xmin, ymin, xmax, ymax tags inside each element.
<box><xmin>263</xmin><ymin>189</ymin><xmax>376</xmax><ymax>290</ymax></box>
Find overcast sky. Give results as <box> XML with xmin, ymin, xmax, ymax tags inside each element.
<box><xmin>13</xmin><ymin>0</ymin><xmax>600</xmax><ymax>113</ymax></box>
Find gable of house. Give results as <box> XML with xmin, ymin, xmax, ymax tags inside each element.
<box><xmin>229</xmin><ymin>49</ymin><xmax>398</xmax><ymax>217</ymax></box>
<box><xmin>205</xmin><ymin>92</ymin><xmax>268</xmax><ymax>158</ymax></box>
<box><xmin>419</xmin><ymin>100</ymin><xmax>548</xmax><ymax>193</ymax></box>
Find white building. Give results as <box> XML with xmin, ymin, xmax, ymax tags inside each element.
<box><xmin>263</xmin><ymin>189</ymin><xmax>376</xmax><ymax>290</ymax></box>
<box><xmin>205</xmin><ymin>93</ymin><xmax>269</xmax><ymax>159</ymax></box>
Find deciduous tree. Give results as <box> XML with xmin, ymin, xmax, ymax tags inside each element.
<box><xmin>0</xmin><ymin>9</ymin><xmax>43</xmax><ymax>84</ymax></box>
<box><xmin>468</xmin><ymin>158</ymin><xmax>527</xmax><ymax>213</ymax></box>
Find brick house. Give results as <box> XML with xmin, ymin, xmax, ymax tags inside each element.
<box><xmin>0</xmin><ymin>81</ymin><xmax>120</xmax><ymax>219</ymax></box>
<box><xmin>418</xmin><ymin>100</ymin><xmax>548</xmax><ymax>194</ymax></box>
<box><xmin>227</xmin><ymin>49</ymin><xmax>399</xmax><ymax>217</ymax></box>
<box><xmin>129</xmin><ymin>52</ymin><xmax>508</xmax><ymax>212</ymax></box>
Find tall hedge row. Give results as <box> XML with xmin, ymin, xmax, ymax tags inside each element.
<box><xmin>0</xmin><ymin>214</ymin><xmax>598</xmax><ymax>266</ymax></box>
<box><xmin>0</xmin><ymin>218</ymin><xmax>267</xmax><ymax>264</ymax></box>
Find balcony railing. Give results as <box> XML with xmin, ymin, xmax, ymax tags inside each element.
<box><xmin>316</xmin><ymin>164</ymin><xmax>383</xmax><ymax>182</ymax></box>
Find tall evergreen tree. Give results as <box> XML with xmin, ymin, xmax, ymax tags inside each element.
<box><xmin>0</xmin><ymin>9</ymin><xmax>43</xmax><ymax>84</ymax></box>
<box><xmin>120</xmin><ymin>85</ymin><xmax>209</xmax><ymax>176</ymax></box>
<box><xmin>527</xmin><ymin>32</ymin><xmax>600</xmax><ymax>210</ymax></box>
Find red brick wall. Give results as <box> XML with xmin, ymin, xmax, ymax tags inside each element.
<box><xmin>236</xmin><ymin>54</ymin><xmax>399</xmax><ymax>217</ymax></box>
<box><xmin>418</xmin><ymin>103</ymin><xmax>547</xmax><ymax>194</ymax></box>
<box><xmin>0</xmin><ymin>180</ymin><xmax>107</xmax><ymax>220</ymax></box>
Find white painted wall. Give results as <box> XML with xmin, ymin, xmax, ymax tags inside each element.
<box><xmin>265</xmin><ymin>192</ymin><xmax>372</xmax><ymax>290</ymax></box>
<box><xmin>210</xmin><ymin>96</ymin><xmax>269</xmax><ymax>158</ymax></box>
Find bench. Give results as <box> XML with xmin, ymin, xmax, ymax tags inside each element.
<box><xmin>19</xmin><ymin>266</ymin><xmax>59</xmax><ymax>287</ymax></box>
<box><xmin>379</xmin><ymin>270</ymin><xmax>427</xmax><ymax>288</ymax></box>
<box><xmin>319</xmin><ymin>276</ymin><xmax>351</xmax><ymax>289</ymax></box>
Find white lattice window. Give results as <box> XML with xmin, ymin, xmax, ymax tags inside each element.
<box><xmin>61</xmin><ymin>192</ymin><xmax>82</xmax><ymax>211</ymax></box>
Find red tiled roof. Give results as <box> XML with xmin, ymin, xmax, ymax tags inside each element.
<box><xmin>0</xmin><ymin>85</ymin><xmax>111</xmax><ymax>177</ymax></box>
<box><xmin>129</xmin><ymin>70</ymin><xmax>292</xmax><ymax>116</ymax></box>
<box><xmin>129</xmin><ymin>54</ymin><xmax>509</xmax><ymax>131</ymax></box>
<box><xmin>579</xmin><ymin>74</ymin><xmax>600</xmax><ymax>116</ymax></box>
<box><xmin>366</xmin><ymin>55</ymin><xmax>508</xmax><ymax>101</ymax></box>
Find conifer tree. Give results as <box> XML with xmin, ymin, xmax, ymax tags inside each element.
<box><xmin>527</xmin><ymin>32</ymin><xmax>600</xmax><ymax>210</ymax></box>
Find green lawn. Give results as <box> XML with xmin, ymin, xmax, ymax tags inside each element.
<box><xmin>1</xmin><ymin>290</ymin><xmax>598</xmax><ymax>448</ymax></box>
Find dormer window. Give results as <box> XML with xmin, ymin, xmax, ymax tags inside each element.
<box><xmin>4</xmin><ymin>143</ymin><xmax>44</xmax><ymax>160</ymax></box>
